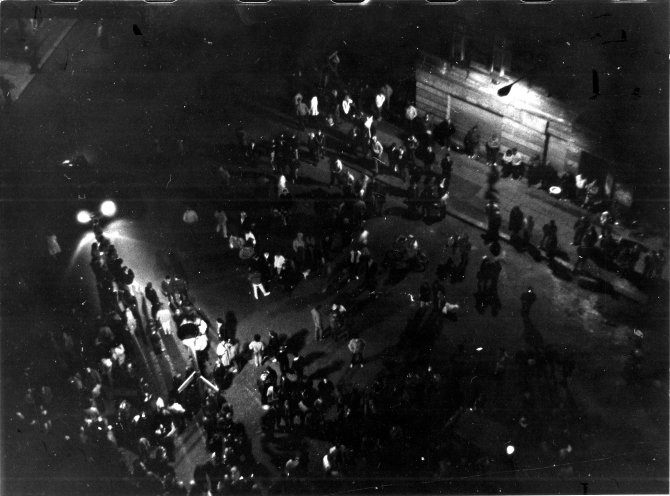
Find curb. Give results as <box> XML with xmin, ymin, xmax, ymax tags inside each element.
<box><xmin>11</xmin><ymin>19</ymin><xmax>78</xmax><ymax>101</ymax></box>
<box><xmin>442</xmin><ymin>206</ymin><xmax>648</xmax><ymax>305</ymax></box>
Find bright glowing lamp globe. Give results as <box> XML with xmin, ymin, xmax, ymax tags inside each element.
<box><xmin>506</xmin><ymin>445</ymin><xmax>515</xmax><ymax>455</ymax></box>
<box><xmin>100</xmin><ymin>200</ymin><xmax>117</xmax><ymax>217</ymax></box>
<box><xmin>77</xmin><ymin>210</ymin><xmax>92</xmax><ymax>224</ymax></box>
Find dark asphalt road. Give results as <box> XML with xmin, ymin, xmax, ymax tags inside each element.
<box><xmin>1</xmin><ymin>6</ymin><xmax>668</xmax><ymax>496</ymax></box>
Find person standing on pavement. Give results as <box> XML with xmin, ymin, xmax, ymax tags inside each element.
<box><xmin>477</xmin><ymin>256</ymin><xmax>491</xmax><ymax>294</ymax></box>
<box><xmin>266</xmin><ymin>330</ymin><xmax>280</xmax><ymax>360</ymax></box>
<box><xmin>216</xmin><ymin>338</ymin><xmax>236</xmax><ymax>374</ymax></box>
<box><xmin>440</xmin><ymin>153</ymin><xmax>453</xmax><ymax>190</ymax></box>
<box><xmin>276</xmin><ymin>344</ymin><xmax>290</xmax><ymax>376</ymax></box>
<box><xmin>311</xmin><ymin>305</ymin><xmax>324</xmax><ymax>342</ymax></box>
<box><xmin>249</xmin><ymin>334</ymin><xmax>265</xmax><ymax>367</ymax></box>
<box><xmin>501</xmin><ymin>149</ymin><xmax>514</xmax><ymax>177</ymax></box>
<box><xmin>295</xmin><ymin>95</ymin><xmax>309</xmax><ymax>131</ymax></box>
<box><xmin>309</xmin><ymin>95</ymin><xmax>319</xmax><ymax>126</ymax></box>
<box><xmin>341</xmin><ymin>94</ymin><xmax>355</xmax><ymax>121</ymax></box>
<box><xmin>522</xmin><ymin>215</ymin><xmax>535</xmax><ymax>247</ymax></box>
<box><xmin>464</xmin><ymin>125</ymin><xmax>480</xmax><ymax>159</ymax></box>
<box><xmin>330</xmin><ymin>158</ymin><xmax>344</xmax><ymax>186</ymax></box>
<box><xmin>508</xmin><ymin>206</ymin><xmax>524</xmax><ymax>237</ymax></box>
<box><xmin>485</xmin><ymin>134</ymin><xmax>501</xmax><ymax>164</ymax></box>
<box><xmin>160</xmin><ymin>275</ymin><xmax>175</xmax><ymax>308</ymax></box>
<box><xmin>348</xmin><ymin>337</ymin><xmax>366</xmax><ymax>368</ymax></box>
<box><xmin>144</xmin><ymin>282</ymin><xmax>161</xmax><ymax>319</ymax></box>
<box><xmin>520</xmin><ymin>287</ymin><xmax>537</xmax><ymax>320</ymax></box>
<box><xmin>458</xmin><ymin>233</ymin><xmax>472</xmax><ymax>269</ymax></box>
<box><xmin>215</xmin><ymin>317</ymin><xmax>226</xmax><ymax>341</ymax></box>
<box><xmin>182</xmin><ymin>206</ymin><xmax>199</xmax><ymax>243</ymax></box>
<box><xmin>373</xmin><ymin>91</ymin><xmax>385</xmax><ymax>121</ymax></box>
<box><xmin>540</xmin><ymin>220</ymin><xmax>558</xmax><ymax>254</ymax></box>
<box><xmin>572</xmin><ymin>216</ymin><xmax>589</xmax><ymax>246</ymax></box>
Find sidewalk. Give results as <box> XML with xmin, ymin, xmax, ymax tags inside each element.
<box><xmin>0</xmin><ymin>17</ymin><xmax>77</xmax><ymax>104</ymax></box>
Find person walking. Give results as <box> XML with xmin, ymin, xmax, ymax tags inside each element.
<box><xmin>311</xmin><ymin>305</ymin><xmax>324</xmax><ymax>342</ymax></box>
<box><xmin>520</xmin><ymin>287</ymin><xmax>537</xmax><ymax>319</ymax></box>
<box><xmin>249</xmin><ymin>334</ymin><xmax>265</xmax><ymax>367</ymax></box>
<box><xmin>248</xmin><ymin>268</ymin><xmax>271</xmax><ymax>300</ymax></box>
<box><xmin>348</xmin><ymin>337</ymin><xmax>366</xmax><ymax>368</ymax></box>
<box><xmin>155</xmin><ymin>304</ymin><xmax>174</xmax><ymax>335</ymax></box>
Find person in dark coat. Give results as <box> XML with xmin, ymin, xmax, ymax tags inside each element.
<box><xmin>485</xmin><ymin>134</ymin><xmax>501</xmax><ymax>164</ymax></box>
<box><xmin>145</xmin><ymin>282</ymin><xmax>161</xmax><ymax>319</ymax></box>
<box><xmin>464</xmin><ymin>125</ymin><xmax>481</xmax><ymax>158</ymax></box>
<box><xmin>433</xmin><ymin>118</ymin><xmax>456</xmax><ymax>147</ymax></box>
<box><xmin>508</xmin><ymin>206</ymin><xmax>525</xmax><ymax>236</ymax></box>
<box><xmin>276</xmin><ymin>345</ymin><xmax>290</xmax><ymax>376</ymax></box>
<box><xmin>520</xmin><ymin>287</ymin><xmax>537</xmax><ymax>319</ymax></box>
<box><xmin>477</xmin><ymin>256</ymin><xmax>491</xmax><ymax>294</ymax></box>
<box><xmin>440</xmin><ymin>153</ymin><xmax>453</xmax><ymax>189</ymax></box>
<box><xmin>572</xmin><ymin>216</ymin><xmax>590</xmax><ymax>246</ymax></box>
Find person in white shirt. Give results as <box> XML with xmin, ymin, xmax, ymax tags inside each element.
<box><xmin>155</xmin><ymin>304</ymin><xmax>174</xmax><ymax>335</ymax></box>
<box><xmin>274</xmin><ymin>253</ymin><xmax>286</xmax><ymax>277</ymax></box>
<box><xmin>374</xmin><ymin>92</ymin><xmax>385</xmax><ymax>120</ymax></box>
<box><xmin>216</xmin><ymin>338</ymin><xmax>237</xmax><ymax>371</ymax></box>
<box><xmin>309</xmin><ymin>95</ymin><xmax>319</xmax><ymax>117</ymax></box>
<box><xmin>249</xmin><ymin>334</ymin><xmax>265</xmax><ymax>367</ymax></box>
<box><xmin>244</xmin><ymin>229</ymin><xmax>256</xmax><ymax>246</ymax></box>
<box><xmin>341</xmin><ymin>95</ymin><xmax>354</xmax><ymax>119</ymax></box>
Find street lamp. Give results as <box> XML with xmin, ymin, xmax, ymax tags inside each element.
<box><xmin>497</xmin><ymin>76</ymin><xmax>526</xmax><ymax>97</ymax></box>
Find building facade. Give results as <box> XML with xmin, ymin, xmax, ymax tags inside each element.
<box><xmin>414</xmin><ymin>52</ymin><xmax>634</xmax><ymax>207</ymax></box>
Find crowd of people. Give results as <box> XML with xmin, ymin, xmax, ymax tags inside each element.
<box><xmin>17</xmin><ymin>46</ymin><xmax>664</xmax><ymax>496</ymax></box>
